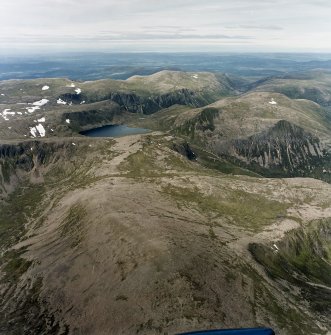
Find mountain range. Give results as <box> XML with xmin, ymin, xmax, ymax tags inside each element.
<box><xmin>0</xmin><ymin>67</ymin><xmax>330</xmax><ymax>335</ymax></box>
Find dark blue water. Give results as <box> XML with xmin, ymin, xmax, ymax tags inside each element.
<box><xmin>80</xmin><ymin>124</ymin><xmax>150</xmax><ymax>137</ymax></box>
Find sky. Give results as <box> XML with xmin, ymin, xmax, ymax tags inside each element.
<box><xmin>1</xmin><ymin>0</ymin><xmax>331</xmax><ymax>54</ymax></box>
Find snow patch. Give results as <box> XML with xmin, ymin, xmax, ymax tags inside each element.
<box><xmin>269</xmin><ymin>98</ymin><xmax>277</xmax><ymax>105</ymax></box>
<box><xmin>66</xmin><ymin>119</ymin><xmax>70</xmax><ymax>124</ymax></box>
<box><xmin>30</xmin><ymin>127</ymin><xmax>37</xmax><ymax>137</ymax></box>
<box><xmin>66</xmin><ymin>83</ymin><xmax>76</xmax><ymax>88</ymax></box>
<box><xmin>72</xmin><ymin>143</ymin><xmax>76</xmax><ymax>146</ymax></box>
<box><xmin>192</xmin><ymin>74</ymin><xmax>198</xmax><ymax>79</ymax></box>
<box><xmin>57</xmin><ymin>98</ymin><xmax>67</xmax><ymax>105</ymax></box>
<box><xmin>37</xmin><ymin>117</ymin><xmax>45</xmax><ymax>122</ymax></box>
<box><xmin>42</xmin><ymin>85</ymin><xmax>49</xmax><ymax>91</ymax></box>
<box><xmin>36</xmin><ymin>124</ymin><xmax>46</xmax><ymax>137</ymax></box>
<box><xmin>1</xmin><ymin>109</ymin><xmax>14</xmax><ymax>120</ymax></box>
<box><xmin>0</xmin><ymin>93</ymin><xmax>4</xmax><ymax>96</ymax></box>
<box><xmin>3</xmin><ymin>109</ymin><xmax>15</xmax><ymax>115</ymax></box>
<box><xmin>30</xmin><ymin>124</ymin><xmax>46</xmax><ymax>137</ymax></box>
<box><xmin>75</xmin><ymin>88</ymin><xmax>81</xmax><ymax>94</ymax></box>
<box><xmin>27</xmin><ymin>99</ymin><xmax>48</xmax><ymax>113</ymax></box>
<box><xmin>26</xmin><ymin>106</ymin><xmax>40</xmax><ymax>113</ymax></box>
<box><xmin>32</xmin><ymin>99</ymin><xmax>49</xmax><ymax>106</ymax></box>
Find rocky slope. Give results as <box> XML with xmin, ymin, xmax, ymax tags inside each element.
<box><xmin>0</xmin><ymin>134</ymin><xmax>330</xmax><ymax>335</ymax></box>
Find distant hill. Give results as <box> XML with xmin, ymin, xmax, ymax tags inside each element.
<box><xmin>252</xmin><ymin>71</ymin><xmax>331</xmax><ymax>106</ymax></box>
<box><xmin>139</xmin><ymin>91</ymin><xmax>331</xmax><ymax>181</ymax></box>
<box><xmin>1</xmin><ymin>53</ymin><xmax>331</xmax><ymax>80</ymax></box>
<box><xmin>0</xmin><ymin>71</ymin><xmax>235</xmax><ymax>140</ymax></box>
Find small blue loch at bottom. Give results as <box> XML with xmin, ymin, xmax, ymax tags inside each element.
<box><xmin>80</xmin><ymin>124</ymin><xmax>151</xmax><ymax>138</ymax></box>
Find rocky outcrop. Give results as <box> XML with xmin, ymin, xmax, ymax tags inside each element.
<box><xmin>228</xmin><ymin>120</ymin><xmax>324</xmax><ymax>170</ymax></box>
<box><xmin>177</xmin><ymin>107</ymin><xmax>219</xmax><ymax>138</ymax></box>
<box><xmin>0</xmin><ymin>141</ymin><xmax>73</xmax><ymax>198</ymax></box>
<box><xmin>177</xmin><ymin>114</ymin><xmax>330</xmax><ymax>180</ymax></box>
<box><xmin>62</xmin><ymin>101</ymin><xmax>121</xmax><ymax>131</ymax></box>
<box><xmin>210</xmin><ymin>120</ymin><xmax>330</xmax><ymax>180</ymax></box>
<box><xmin>57</xmin><ymin>92</ymin><xmax>84</xmax><ymax>105</ymax></box>
<box><xmin>171</xmin><ymin>141</ymin><xmax>197</xmax><ymax>160</ymax></box>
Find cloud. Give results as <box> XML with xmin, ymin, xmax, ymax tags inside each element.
<box><xmin>0</xmin><ymin>32</ymin><xmax>254</xmax><ymax>44</ymax></box>
<box><xmin>0</xmin><ymin>0</ymin><xmax>330</xmax><ymax>52</ymax></box>
<box><xmin>225</xmin><ymin>25</ymin><xmax>283</xmax><ymax>31</ymax></box>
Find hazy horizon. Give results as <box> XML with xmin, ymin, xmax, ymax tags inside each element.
<box><xmin>1</xmin><ymin>0</ymin><xmax>331</xmax><ymax>54</ymax></box>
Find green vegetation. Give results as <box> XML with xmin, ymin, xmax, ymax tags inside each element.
<box><xmin>0</xmin><ymin>182</ymin><xmax>49</xmax><ymax>334</ymax></box>
<box><xmin>120</xmin><ymin>147</ymin><xmax>160</xmax><ymax>178</ymax></box>
<box><xmin>176</xmin><ymin>107</ymin><xmax>219</xmax><ymax>139</ymax></box>
<box><xmin>0</xmin><ymin>161</ymin><xmax>12</xmax><ymax>184</ymax></box>
<box><xmin>119</xmin><ymin>136</ymin><xmax>195</xmax><ymax>178</ymax></box>
<box><xmin>161</xmin><ymin>184</ymin><xmax>289</xmax><ymax>231</ymax></box>
<box><xmin>191</xmin><ymin>146</ymin><xmax>261</xmax><ymax>177</ymax></box>
<box><xmin>239</xmin><ymin>263</ymin><xmax>324</xmax><ymax>335</ymax></box>
<box><xmin>0</xmin><ymin>182</ymin><xmax>46</xmax><ymax>251</ymax></box>
<box><xmin>249</xmin><ymin>218</ymin><xmax>331</xmax><ymax>327</ymax></box>
<box><xmin>1</xmin><ymin>247</ymin><xmax>32</xmax><ymax>283</ymax></box>
<box><xmin>259</xmin><ymin>283</ymin><xmax>323</xmax><ymax>334</ymax></box>
<box><xmin>249</xmin><ymin>219</ymin><xmax>331</xmax><ymax>286</ymax></box>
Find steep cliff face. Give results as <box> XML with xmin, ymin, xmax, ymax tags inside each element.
<box><xmin>59</xmin><ymin>88</ymin><xmax>218</xmax><ymax>114</ymax></box>
<box><xmin>51</xmin><ymin>70</ymin><xmax>236</xmax><ymax>115</ymax></box>
<box><xmin>177</xmin><ymin>107</ymin><xmax>219</xmax><ymax>136</ymax></box>
<box><xmin>221</xmin><ymin>120</ymin><xmax>330</xmax><ymax>178</ymax></box>
<box><xmin>0</xmin><ymin>142</ymin><xmax>35</xmax><ymax>197</ymax></box>
<box><xmin>0</xmin><ymin>141</ymin><xmax>74</xmax><ymax>199</ymax></box>
<box><xmin>62</xmin><ymin>100</ymin><xmax>121</xmax><ymax>131</ymax></box>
